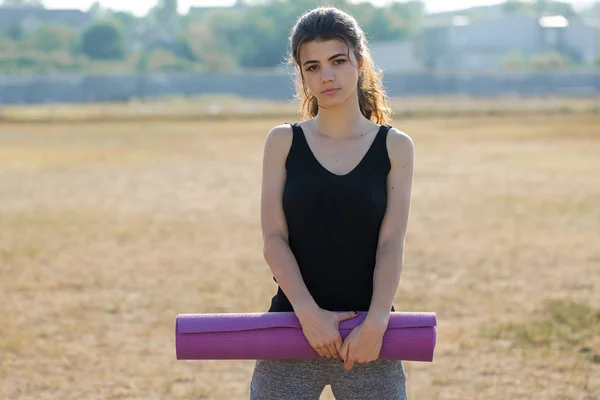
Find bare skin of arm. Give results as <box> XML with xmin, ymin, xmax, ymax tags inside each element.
<box><xmin>341</xmin><ymin>128</ymin><xmax>415</xmax><ymax>371</ymax></box>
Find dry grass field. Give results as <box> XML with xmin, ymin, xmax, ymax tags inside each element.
<box><xmin>1</xmin><ymin>104</ymin><xmax>599</xmax><ymax>399</ymax></box>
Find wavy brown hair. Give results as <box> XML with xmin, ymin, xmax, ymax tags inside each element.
<box><xmin>287</xmin><ymin>6</ymin><xmax>391</xmax><ymax>124</ymax></box>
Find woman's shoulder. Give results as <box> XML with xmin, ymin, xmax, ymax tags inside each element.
<box><xmin>384</xmin><ymin>126</ymin><xmax>414</xmax><ymax>164</ymax></box>
<box><xmin>266</xmin><ymin>123</ymin><xmax>294</xmax><ymax>141</ymax></box>
<box><xmin>263</xmin><ymin>123</ymin><xmax>295</xmax><ymax>159</ymax></box>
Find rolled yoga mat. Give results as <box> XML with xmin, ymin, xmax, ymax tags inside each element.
<box><xmin>176</xmin><ymin>311</ymin><xmax>436</xmax><ymax>362</ymax></box>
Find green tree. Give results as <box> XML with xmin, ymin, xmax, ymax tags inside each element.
<box><xmin>5</xmin><ymin>22</ymin><xmax>24</xmax><ymax>41</ymax></box>
<box><xmin>363</xmin><ymin>8</ymin><xmax>406</xmax><ymax>42</ymax></box>
<box><xmin>111</xmin><ymin>11</ymin><xmax>138</xmax><ymax>28</ymax></box>
<box><xmin>0</xmin><ymin>37</ymin><xmax>18</xmax><ymax>52</ymax></box>
<box><xmin>390</xmin><ymin>0</ymin><xmax>424</xmax><ymax>36</ymax></box>
<box><xmin>81</xmin><ymin>20</ymin><xmax>128</xmax><ymax>60</ymax></box>
<box><xmin>152</xmin><ymin>0</ymin><xmax>178</xmax><ymax>25</ymax></box>
<box><xmin>236</xmin><ymin>10</ymin><xmax>284</xmax><ymax>68</ymax></box>
<box><xmin>87</xmin><ymin>1</ymin><xmax>104</xmax><ymax>16</ymax></box>
<box><xmin>145</xmin><ymin>47</ymin><xmax>190</xmax><ymax>71</ymax></box>
<box><xmin>171</xmin><ymin>35</ymin><xmax>196</xmax><ymax>62</ymax></box>
<box><xmin>186</xmin><ymin>20</ymin><xmax>237</xmax><ymax>70</ymax></box>
<box><xmin>26</xmin><ymin>24</ymin><xmax>78</xmax><ymax>53</ymax></box>
<box><xmin>202</xmin><ymin>8</ymin><xmax>246</xmax><ymax>54</ymax></box>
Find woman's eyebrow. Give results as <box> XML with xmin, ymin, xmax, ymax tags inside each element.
<box><xmin>302</xmin><ymin>53</ymin><xmax>347</xmax><ymax>66</ymax></box>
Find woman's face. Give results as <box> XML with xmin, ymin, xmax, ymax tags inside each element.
<box><xmin>298</xmin><ymin>39</ymin><xmax>362</xmax><ymax>109</ymax></box>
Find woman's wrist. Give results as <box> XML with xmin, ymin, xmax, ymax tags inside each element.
<box><xmin>364</xmin><ymin>311</ymin><xmax>390</xmax><ymax>332</ymax></box>
<box><xmin>293</xmin><ymin>300</ymin><xmax>320</xmax><ymax>318</ymax></box>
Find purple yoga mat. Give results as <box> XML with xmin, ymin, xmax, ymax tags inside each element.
<box><xmin>176</xmin><ymin>311</ymin><xmax>436</xmax><ymax>362</ymax></box>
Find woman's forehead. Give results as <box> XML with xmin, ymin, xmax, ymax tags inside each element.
<box><xmin>299</xmin><ymin>39</ymin><xmax>350</xmax><ymax>61</ymax></box>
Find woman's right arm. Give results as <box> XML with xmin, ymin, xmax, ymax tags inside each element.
<box><xmin>260</xmin><ymin>125</ymin><xmax>318</xmax><ymax>315</ymax></box>
<box><xmin>260</xmin><ymin>125</ymin><xmax>358</xmax><ymax>359</ymax></box>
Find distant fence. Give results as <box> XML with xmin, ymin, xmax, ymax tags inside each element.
<box><xmin>1</xmin><ymin>70</ymin><xmax>600</xmax><ymax>105</ymax></box>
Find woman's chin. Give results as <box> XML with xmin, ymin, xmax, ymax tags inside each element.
<box><xmin>317</xmin><ymin>94</ymin><xmax>346</xmax><ymax>109</ymax></box>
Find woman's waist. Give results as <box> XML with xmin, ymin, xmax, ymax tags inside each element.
<box><xmin>269</xmin><ymin>286</ymin><xmax>375</xmax><ymax>312</ymax></box>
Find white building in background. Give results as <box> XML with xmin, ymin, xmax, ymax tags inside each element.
<box><xmin>417</xmin><ymin>14</ymin><xmax>600</xmax><ymax>70</ymax></box>
<box><xmin>369</xmin><ymin>41</ymin><xmax>422</xmax><ymax>72</ymax></box>
<box><xmin>366</xmin><ymin>0</ymin><xmax>600</xmax><ymax>73</ymax></box>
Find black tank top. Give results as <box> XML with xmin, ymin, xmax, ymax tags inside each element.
<box><xmin>268</xmin><ymin>122</ymin><xmax>395</xmax><ymax>313</ymax></box>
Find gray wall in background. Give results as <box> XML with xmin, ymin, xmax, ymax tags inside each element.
<box><xmin>1</xmin><ymin>71</ymin><xmax>600</xmax><ymax>105</ymax></box>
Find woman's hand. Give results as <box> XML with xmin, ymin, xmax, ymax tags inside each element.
<box><xmin>296</xmin><ymin>306</ymin><xmax>359</xmax><ymax>359</ymax></box>
<box><xmin>340</xmin><ymin>320</ymin><xmax>387</xmax><ymax>371</ymax></box>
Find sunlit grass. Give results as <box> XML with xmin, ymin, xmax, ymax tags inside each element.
<box><xmin>1</xmin><ymin>112</ymin><xmax>598</xmax><ymax>399</ymax></box>
<box><xmin>481</xmin><ymin>299</ymin><xmax>600</xmax><ymax>364</ymax></box>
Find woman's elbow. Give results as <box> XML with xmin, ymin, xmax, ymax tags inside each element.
<box><xmin>378</xmin><ymin>234</ymin><xmax>405</xmax><ymax>255</ymax></box>
<box><xmin>262</xmin><ymin>233</ymin><xmax>287</xmax><ymax>261</ymax></box>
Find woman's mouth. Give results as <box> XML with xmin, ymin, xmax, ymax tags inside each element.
<box><xmin>322</xmin><ymin>88</ymin><xmax>340</xmax><ymax>95</ymax></box>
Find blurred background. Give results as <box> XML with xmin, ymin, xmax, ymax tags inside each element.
<box><xmin>1</xmin><ymin>0</ymin><xmax>599</xmax><ymax>399</ymax></box>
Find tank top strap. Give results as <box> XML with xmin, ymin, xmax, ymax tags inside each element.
<box><xmin>287</xmin><ymin>122</ymin><xmax>303</xmax><ymax>141</ymax></box>
<box><xmin>284</xmin><ymin>122</ymin><xmax>308</xmax><ymax>169</ymax></box>
<box><xmin>368</xmin><ymin>124</ymin><xmax>392</xmax><ymax>171</ymax></box>
<box><xmin>377</xmin><ymin>124</ymin><xmax>393</xmax><ymax>141</ymax></box>
<box><xmin>373</xmin><ymin>123</ymin><xmax>392</xmax><ymax>154</ymax></box>
<box><xmin>380</xmin><ymin>124</ymin><xmax>393</xmax><ymax>134</ymax></box>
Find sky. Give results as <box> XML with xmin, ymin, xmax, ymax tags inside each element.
<box><xmin>28</xmin><ymin>0</ymin><xmax>597</xmax><ymax>17</ymax></box>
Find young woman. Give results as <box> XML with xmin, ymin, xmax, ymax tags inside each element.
<box><xmin>250</xmin><ymin>6</ymin><xmax>414</xmax><ymax>400</ymax></box>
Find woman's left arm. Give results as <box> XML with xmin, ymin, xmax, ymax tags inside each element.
<box><xmin>365</xmin><ymin>128</ymin><xmax>415</xmax><ymax>330</ymax></box>
<box><xmin>340</xmin><ymin>129</ymin><xmax>415</xmax><ymax>370</ymax></box>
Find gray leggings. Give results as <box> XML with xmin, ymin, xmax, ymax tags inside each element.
<box><xmin>249</xmin><ymin>358</ymin><xmax>407</xmax><ymax>399</ymax></box>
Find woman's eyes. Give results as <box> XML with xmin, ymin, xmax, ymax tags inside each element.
<box><xmin>306</xmin><ymin>59</ymin><xmax>346</xmax><ymax>71</ymax></box>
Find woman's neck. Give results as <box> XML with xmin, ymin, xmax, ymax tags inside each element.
<box><xmin>311</xmin><ymin>93</ymin><xmax>374</xmax><ymax>139</ymax></box>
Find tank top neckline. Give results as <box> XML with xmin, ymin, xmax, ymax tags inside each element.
<box><xmin>293</xmin><ymin>123</ymin><xmax>387</xmax><ymax>178</ymax></box>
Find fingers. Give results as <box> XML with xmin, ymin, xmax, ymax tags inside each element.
<box><xmin>314</xmin><ymin>346</ymin><xmax>327</xmax><ymax>358</ymax></box>
<box><xmin>320</xmin><ymin>345</ymin><xmax>334</xmax><ymax>359</ymax></box>
<box><xmin>304</xmin><ymin>310</ymin><xmax>359</xmax><ymax>359</ymax></box>
<box><xmin>315</xmin><ymin>338</ymin><xmax>342</xmax><ymax>359</ymax></box>
<box><xmin>344</xmin><ymin>359</ymin><xmax>355</xmax><ymax>371</ymax></box>
<box><xmin>333</xmin><ymin>337</ymin><xmax>343</xmax><ymax>359</ymax></box>
<box><xmin>340</xmin><ymin>340</ymin><xmax>348</xmax><ymax>362</ymax></box>
<box><xmin>327</xmin><ymin>342</ymin><xmax>340</xmax><ymax>359</ymax></box>
<box><xmin>312</xmin><ymin>341</ymin><xmax>331</xmax><ymax>358</ymax></box>
<box><xmin>343</xmin><ymin>342</ymin><xmax>354</xmax><ymax>371</ymax></box>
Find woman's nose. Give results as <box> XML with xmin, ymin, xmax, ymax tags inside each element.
<box><xmin>320</xmin><ymin>67</ymin><xmax>335</xmax><ymax>83</ymax></box>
